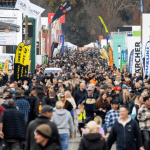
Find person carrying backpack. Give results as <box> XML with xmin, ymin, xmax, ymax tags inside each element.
<box><xmin>33</xmin><ymin>86</ymin><xmax>52</xmax><ymax>117</ymax></box>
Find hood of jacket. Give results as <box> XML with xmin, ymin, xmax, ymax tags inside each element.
<box><xmin>118</xmin><ymin>116</ymin><xmax>131</xmax><ymax>127</ymax></box>
<box><xmin>55</xmin><ymin>109</ymin><xmax>67</xmax><ymax>116</ymax></box>
<box><xmin>84</xmin><ymin>133</ymin><xmax>102</xmax><ymax>142</ymax></box>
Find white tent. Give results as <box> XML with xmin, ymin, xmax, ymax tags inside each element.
<box><xmin>84</xmin><ymin>42</ymin><xmax>98</xmax><ymax>48</ymax></box>
<box><xmin>64</xmin><ymin>42</ymin><xmax>77</xmax><ymax>50</ymax></box>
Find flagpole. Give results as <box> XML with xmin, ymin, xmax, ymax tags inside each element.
<box><xmin>59</xmin><ymin>18</ymin><xmax>61</xmax><ymax>54</ymax></box>
<box><xmin>25</xmin><ymin>16</ymin><xmax>28</xmax><ymax>46</ymax></box>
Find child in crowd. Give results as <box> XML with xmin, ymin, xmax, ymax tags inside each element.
<box><xmin>77</xmin><ymin>104</ymin><xmax>86</xmax><ymax>137</ymax></box>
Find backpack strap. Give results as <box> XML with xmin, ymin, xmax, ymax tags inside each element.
<box><xmin>42</xmin><ymin>96</ymin><xmax>47</xmax><ymax>105</ymax></box>
<box><xmin>134</xmin><ymin>104</ymin><xmax>139</xmax><ymax>115</ymax></box>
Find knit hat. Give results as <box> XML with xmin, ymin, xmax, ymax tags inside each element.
<box><xmin>122</xmin><ymin>84</ymin><xmax>128</xmax><ymax>89</ymax></box>
<box><xmin>35</xmin><ymin>124</ymin><xmax>51</xmax><ymax>138</ymax></box>
<box><xmin>103</xmin><ymin>84</ymin><xmax>109</xmax><ymax>89</ymax></box>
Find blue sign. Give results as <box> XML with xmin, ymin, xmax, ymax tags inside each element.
<box><xmin>140</xmin><ymin>0</ymin><xmax>143</xmax><ymax>14</ymax></box>
<box><xmin>60</xmin><ymin>35</ymin><xmax>64</xmax><ymax>53</ymax></box>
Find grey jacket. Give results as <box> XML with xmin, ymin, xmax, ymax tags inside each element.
<box><xmin>51</xmin><ymin>109</ymin><xmax>73</xmax><ymax>136</ymax></box>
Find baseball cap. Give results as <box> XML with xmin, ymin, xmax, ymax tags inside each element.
<box><xmin>41</xmin><ymin>105</ymin><xmax>54</xmax><ymax>114</ymax></box>
<box><xmin>87</xmin><ymin>87</ymin><xmax>93</xmax><ymax>91</ymax></box>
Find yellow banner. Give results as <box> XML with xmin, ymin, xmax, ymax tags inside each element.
<box><xmin>102</xmin><ymin>48</ymin><xmax>109</xmax><ymax>63</ymax></box>
<box><xmin>15</xmin><ymin>43</ymin><xmax>24</xmax><ymax>64</ymax></box>
<box><xmin>98</xmin><ymin>16</ymin><xmax>109</xmax><ymax>33</ymax></box>
<box><xmin>3</xmin><ymin>60</ymin><xmax>9</xmax><ymax>73</ymax></box>
<box><xmin>20</xmin><ymin>46</ymin><xmax>29</xmax><ymax>66</ymax></box>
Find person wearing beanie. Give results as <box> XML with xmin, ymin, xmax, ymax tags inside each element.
<box><xmin>34</xmin><ymin>124</ymin><xmax>61</xmax><ymax>150</ymax></box>
<box><xmin>25</xmin><ymin>105</ymin><xmax>61</xmax><ymax>150</ymax></box>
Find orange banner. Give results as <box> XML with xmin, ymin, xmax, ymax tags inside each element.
<box><xmin>109</xmin><ymin>47</ymin><xmax>113</xmax><ymax>68</ymax></box>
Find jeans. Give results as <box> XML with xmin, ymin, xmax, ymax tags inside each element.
<box><xmin>102</xmin><ymin>123</ymin><xmax>107</xmax><ymax>135</ymax></box>
<box><xmin>3</xmin><ymin>141</ymin><xmax>20</xmax><ymax>150</ymax></box>
<box><xmin>0</xmin><ymin>139</ymin><xmax>3</xmax><ymax>150</ymax></box>
<box><xmin>60</xmin><ymin>134</ymin><xmax>69</xmax><ymax>150</ymax></box>
<box><xmin>142</xmin><ymin>130</ymin><xmax>150</xmax><ymax>150</ymax></box>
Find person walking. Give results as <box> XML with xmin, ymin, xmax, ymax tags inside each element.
<box><xmin>137</xmin><ymin>96</ymin><xmax>150</xmax><ymax>150</ymax></box>
<box><xmin>78</xmin><ymin>121</ymin><xmax>108</xmax><ymax>150</ymax></box>
<box><xmin>14</xmin><ymin>89</ymin><xmax>30</xmax><ymax>121</ymax></box>
<box><xmin>34</xmin><ymin>124</ymin><xmax>61</xmax><ymax>150</ymax></box>
<box><xmin>25</xmin><ymin>105</ymin><xmax>61</xmax><ymax>150</ymax></box>
<box><xmin>0</xmin><ymin>100</ymin><xmax>26</xmax><ymax>150</ymax></box>
<box><xmin>107</xmin><ymin>105</ymin><xmax>144</xmax><ymax>150</ymax></box>
<box><xmin>105</xmin><ymin>100</ymin><xmax>119</xmax><ymax>133</ymax></box>
<box><xmin>79</xmin><ymin>87</ymin><xmax>98</xmax><ymax>118</ymax></box>
<box><xmin>51</xmin><ymin>101</ymin><xmax>73</xmax><ymax>150</ymax></box>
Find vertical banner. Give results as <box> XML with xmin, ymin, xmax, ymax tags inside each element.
<box><xmin>140</xmin><ymin>0</ymin><xmax>143</xmax><ymax>14</ymax></box>
<box><xmin>113</xmin><ymin>35</ymin><xmax>125</xmax><ymax>69</ymax></box>
<box><xmin>3</xmin><ymin>60</ymin><xmax>9</xmax><ymax>73</ymax></box>
<box><xmin>102</xmin><ymin>48</ymin><xmax>109</xmax><ymax>64</ymax></box>
<box><xmin>109</xmin><ymin>47</ymin><xmax>113</xmax><ymax>68</ymax></box>
<box><xmin>129</xmin><ymin>49</ymin><xmax>134</xmax><ymax>74</ymax></box>
<box><xmin>60</xmin><ymin>35</ymin><xmax>64</xmax><ymax>53</ymax></box>
<box><xmin>14</xmin><ymin>42</ymin><xmax>24</xmax><ymax>81</ymax></box>
<box><xmin>145</xmin><ymin>42</ymin><xmax>150</xmax><ymax>76</ymax></box>
<box><xmin>99</xmin><ymin>35</ymin><xmax>103</xmax><ymax>43</ymax></box>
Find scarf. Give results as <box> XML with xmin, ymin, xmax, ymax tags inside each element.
<box><xmin>59</xmin><ymin>99</ymin><xmax>66</xmax><ymax>108</ymax></box>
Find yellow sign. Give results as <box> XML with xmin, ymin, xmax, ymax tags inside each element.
<box><xmin>0</xmin><ymin>63</ymin><xmax>2</xmax><ymax>69</ymax></box>
<box><xmin>3</xmin><ymin>60</ymin><xmax>9</xmax><ymax>73</ymax></box>
<box><xmin>15</xmin><ymin>42</ymin><xmax>24</xmax><ymax>64</ymax></box>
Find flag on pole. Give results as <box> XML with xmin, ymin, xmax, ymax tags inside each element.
<box><xmin>98</xmin><ymin>16</ymin><xmax>109</xmax><ymax>33</ymax></box>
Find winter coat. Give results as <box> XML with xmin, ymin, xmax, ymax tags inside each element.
<box><xmin>25</xmin><ymin>116</ymin><xmax>61</xmax><ymax>150</ymax></box>
<box><xmin>78</xmin><ymin>133</ymin><xmax>108</xmax><ymax>150</ymax></box>
<box><xmin>73</xmin><ymin>89</ymin><xmax>87</xmax><ymax>105</ymax></box>
<box><xmin>107</xmin><ymin>116</ymin><xmax>143</xmax><ymax>150</ymax></box>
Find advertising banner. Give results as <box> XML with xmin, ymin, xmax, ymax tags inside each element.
<box><xmin>109</xmin><ymin>47</ymin><xmax>113</xmax><ymax>68</ymax></box>
<box><xmin>51</xmin><ymin>1</ymin><xmax>74</xmax><ymax>23</ymax></box>
<box><xmin>145</xmin><ymin>42</ymin><xmax>150</xmax><ymax>76</ymax></box>
<box><xmin>99</xmin><ymin>35</ymin><xmax>103</xmax><ymax>43</ymax></box>
<box><xmin>102</xmin><ymin>48</ymin><xmax>109</xmax><ymax>63</ymax></box>
<box><xmin>142</xmin><ymin>14</ymin><xmax>150</xmax><ymax>57</ymax></box>
<box><xmin>15</xmin><ymin>0</ymin><xmax>45</xmax><ymax>19</ymax></box>
<box><xmin>3</xmin><ymin>60</ymin><xmax>9</xmax><ymax>73</ymax></box>
<box><xmin>113</xmin><ymin>35</ymin><xmax>125</xmax><ymax>69</ymax></box>
<box><xmin>140</xmin><ymin>0</ymin><xmax>143</xmax><ymax>14</ymax></box>
<box><xmin>127</xmin><ymin>36</ymin><xmax>141</xmax><ymax>74</ymax></box>
<box><xmin>60</xmin><ymin>35</ymin><xmax>64</xmax><ymax>53</ymax></box>
<box><xmin>0</xmin><ymin>10</ymin><xmax>22</xmax><ymax>45</ymax></box>
<box><xmin>14</xmin><ymin>43</ymin><xmax>30</xmax><ymax>80</ymax></box>
<box><xmin>129</xmin><ymin>50</ymin><xmax>134</xmax><ymax>74</ymax></box>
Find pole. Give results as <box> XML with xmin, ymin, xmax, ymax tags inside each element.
<box><xmin>25</xmin><ymin>16</ymin><xmax>28</xmax><ymax>46</ymax></box>
<box><xmin>39</xmin><ymin>30</ymin><xmax>41</xmax><ymax>55</ymax></box>
<box><xmin>59</xmin><ymin>18</ymin><xmax>61</xmax><ymax>53</ymax></box>
<box><xmin>140</xmin><ymin>14</ymin><xmax>143</xmax><ymax>76</ymax></box>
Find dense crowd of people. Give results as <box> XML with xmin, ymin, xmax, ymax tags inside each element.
<box><xmin>0</xmin><ymin>49</ymin><xmax>149</xmax><ymax>150</ymax></box>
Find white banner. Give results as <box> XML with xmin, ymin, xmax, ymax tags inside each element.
<box><xmin>126</xmin><ymin>36</ymin><xmax>141</xmax><ymax>75</ymax></box>
<box><xmin>27</xmin><ymin>2</ymin><xmax>45</xmax><ymax>19</ymax></box>
<box><xmin>15</xmin><ymin>0</ymin><xmax>45</xmax><ymax>19</ymax></box>
<box><xmin>145</xmin><ymin>42</ymin><xmax>150</xmax><ymax>77</ymax></box>
<box><xmin>15</xmin><ymin>0</ymin><xmax>30</xmax><ymax>16</ymax></box>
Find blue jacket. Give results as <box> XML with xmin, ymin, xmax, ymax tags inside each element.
<box><xmin>107</xmin><ymin>117</ymin><xmax>143</xmax><ymax>150</ymax></box>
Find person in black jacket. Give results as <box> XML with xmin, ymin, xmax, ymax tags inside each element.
<box><xmin>25</xmin><ymin>105</ymin><xmax>61</xmax><ymax>150</ymax></box>
<box><xmin>54</xmin><ymin>79</ymin><xmax>67</xmax><ymax>93</ymax></box>
<box><xmin>0</xmin><ymin>100</ymin><xmax>26</xmax><ymax>150</ymax></box>
<box><xmin>107</xmin><ymin>105</ymin><xmax>144</xmax><ymax>150</ymax></box>
<box><xmin>34</xmin><ymin>124</ymin><xmax>61</xmax><ymax>150</ymax></box>
<box><xmin>73</xmin><ymin>83</ymin><xmax>87</xmax><ymax>105</ymax></box>
<box><xmin>10</xmin><ymin>72</ymin><xmax>14</xmax><ymax>84</ymax></box>
<box><xmin>78</xmin><ymin>121</ymin><xmax>108</xmax><ymax>150</ymax></box>
<box><xmin>93</xmin><ymin>92</ymin><xmax>110</xmax><ymax>134</ymax></box>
